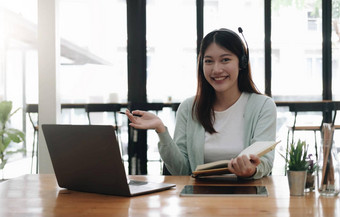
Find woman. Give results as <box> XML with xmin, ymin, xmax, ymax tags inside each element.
<box><xmin>126</xmin><ymin>28</ymin><xmax>277</xmax><ymax>179</ymax></box>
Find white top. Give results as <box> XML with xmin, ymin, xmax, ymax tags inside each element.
<box><xmin>204</xmin><ymin>92</ymin><xmax>249</xmax><ymax>163</ymax></box>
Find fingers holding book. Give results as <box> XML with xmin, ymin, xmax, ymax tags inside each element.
<box><xmin>228</xmin><ymin>154</ymin><xmax>260</xmax><ymax>178</ymax></box>
<box><xmin>192</xmin><ymin>141</ymin><xmax>279</xmax><ymax>178</ymax></box>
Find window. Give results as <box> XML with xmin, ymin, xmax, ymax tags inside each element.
<box><xmin>271</xmin><ymin>0</ymin><xmax>322</xmax><ymax>101</ymax></box>
<box><xmin>60</xmin><ymin>0</ymin><xmax>127</xmax><ymax>105</ymax></box>
<box><xmin>146</xmin><ymin>0</ymin><xmax>197</xmax><ymax>103</ymax></box>
<box><xmin>0</xmin><ymin>0</ymin><xmax>128</xmax><ymax>178</ymax></box>
<box><xmin>1</xmin><ymin>0</ymin><xmax>38</xmax><ymax>178</ymax></box>
<box><xmin>333</xmin><ymin>1</ymin><xmax>340</xmax><ymax>100</ymax></box>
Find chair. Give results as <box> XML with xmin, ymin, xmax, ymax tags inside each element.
<box><xmin>127</xmin><ymin>102</ymin><xmax>165</xmax><ymax>175</ymax></box>
<box><xmin>26</xmin><ymin>104</ymin><xmax>39</xmax><ymax>174</ymax></box>
<box><xmin>85</xmin><ymin>103</ymin><xmax>125</xmax><ymax>158</ymax></box>
<box><xmin>331</xmin><ymin>102</ymin><xmax>340</xmax><ymax>126</ymax></box>
<box><xmin>85</xmin><ymin>103</ymin><xmax>122</xmax><ymax>127</ymax></box>
<box><xmin>171</xmin><ymin>103</ymin><xmax>180</xmax><ymax>118</ymax></box>
<box><xmin>287</xmin><ymin>103</ymin><xmax>324</xmax><ymax>145</ymax></box>
<box><xmin>162</xmin><ymin>164</ymin><xmax>171</xmax><ymax>175</ymax></box>
<box><xmin>285</xmin><ymin>101</ymin><xmax>338</xmax><ymax>174</ymax></box>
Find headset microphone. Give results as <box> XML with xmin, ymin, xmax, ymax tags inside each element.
<box><xmin>238</xmin><ymin>27</ymin><xmax>249</xmax><ymax>61</ymax></box>
<box><xmin>236</xmin><ymin>27</ymin><xmax>249</xmax><ymax>69</ymax></box>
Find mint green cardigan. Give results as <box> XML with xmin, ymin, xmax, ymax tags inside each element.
<box><xmin>157</xmin><ymin>93</ymin><xmax>277</xmax><ymax>179</ymax></box>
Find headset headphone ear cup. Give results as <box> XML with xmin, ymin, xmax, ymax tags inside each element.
<box><xmin>239</xmin><ymin>55</ymin><xmax>248</xmax><ymax>70</ymax></box>
<box><xmin>199</xmin><ymin>57</ymin><xmax>203</xmax><ymax>71</ymax></box>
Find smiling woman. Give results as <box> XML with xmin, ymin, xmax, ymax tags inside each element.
<box><xmin>194</xmin><ymin>28</ymin><xmax>261</xmax><ymax>134</ymax></box>
<box><xmin>126</xmin><ymin>28</ymin><xmax>277</xmax><ymax>179</ymax></box>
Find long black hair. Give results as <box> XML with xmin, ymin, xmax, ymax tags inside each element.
<box><xmin>192</xmin><ymin>28</ymin><xmax>260</xmax><ymax>134</ymax></box>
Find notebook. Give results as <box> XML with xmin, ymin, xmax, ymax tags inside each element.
<box><xmin>42</xmin><ymin>124</ymin><xmax>176</xmax><ymax>196</ymax></box>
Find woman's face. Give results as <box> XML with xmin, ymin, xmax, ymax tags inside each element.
<box><xmin>203</xmin><ymin>43</ymin><xmax>240</xmax><ymax>96</ymax></box>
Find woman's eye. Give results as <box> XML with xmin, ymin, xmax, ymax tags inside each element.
<box><xmin>204</xmin><ymin>59</ymin><xmax>212</xmax><ymax>64</ymax></box>
<box><xmin>222</xmin><ymin>58</ymin><xmax>230</xmax><ymax>62</ymax></box>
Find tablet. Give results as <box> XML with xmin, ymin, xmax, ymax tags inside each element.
<box><xmin>180</xmin><ymin>185</ymin><xmax>268</xmax><ymax>197</ymax></box>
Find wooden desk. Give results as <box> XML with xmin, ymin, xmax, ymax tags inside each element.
<box><xmin>0</xmin><ymin>174</ymin><xmax>339</xmax><ymax>216</ymax></box>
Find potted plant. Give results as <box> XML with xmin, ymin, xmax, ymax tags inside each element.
<box><xmin>305</xmin><ymin>154</ymin><xmax>317</xmax><ymax>192</ymax></box>
<box><xmin>0</xmin><ymin>101</ymin><xmax>25</xmax><ymax>180</ymax></box>
<box><xmin>281</xmin><ymin>139</ymin><xmax>309</xmax><ymax>196</ymax></box>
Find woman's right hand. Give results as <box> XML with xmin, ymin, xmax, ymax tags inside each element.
<box><xmin>125</xmin><ymin>109</ymin><xmax>166</xmax><ymax>133</ymax></box>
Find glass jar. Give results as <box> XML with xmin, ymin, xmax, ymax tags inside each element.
<box><xmin>317</xmin><ymin>125</ymin><xmax>340</xmax><ymax>196</ymax></box>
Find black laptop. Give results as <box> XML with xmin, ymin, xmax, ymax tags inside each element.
<box><xmin>42</xmin><ymin>124</ymin><xmax>175</xmax><ymax>196</ymax></box>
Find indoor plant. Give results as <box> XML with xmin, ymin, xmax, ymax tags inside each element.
<box><xmin>0</xmin><ymin>101</ymin><xmax>25</xmax><ymax>180</ymax></box>
<box><xmin>281</xmin><ymin>139</ymin><xmax>309</xmax><ymax>196</ymax></box>
<box><xmin>305</xmin><ymin>153</ymin><xmax>317</xmax><ymax>192</ymax></box>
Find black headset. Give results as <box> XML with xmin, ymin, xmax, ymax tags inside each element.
<box><xmin>236</xmin><ymin>27</ymin><xmax>249</xmax><ymax>70</ymax></box>
<box><xmin>208</xmin><ymin>27</ymin><xmax>249</xmax><ymax>70</ymax></box>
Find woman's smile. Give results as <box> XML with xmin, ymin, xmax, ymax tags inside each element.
<box><xmin>212</xmin><ymin>75</ymin><xmax>230</xmax><ymax>81</ymax></box>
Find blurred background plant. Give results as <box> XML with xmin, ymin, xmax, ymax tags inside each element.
<box><xmin>0</xmin><ymin>101</ymin><xmax>25</xmax><ymax>180</ymax></box>
<box><xmin>307</xmin><ymin>153</ymin><xmax>317</xmax><ymax>173</ymax></box>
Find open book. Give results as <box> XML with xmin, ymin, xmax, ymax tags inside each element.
<box><xmin>192</xmin><ymin>141</ymin><xmax>280</xmax><ymax>178</ymax></box>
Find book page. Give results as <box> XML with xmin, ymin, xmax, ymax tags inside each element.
<box><xmin>195</xmin><ymin>159</ymin><xmax>230</xmax><ymax>171</ymax></box>
<box><xmin>195</xmin><ymin>141</ymin><xmax>280</xmax><ymax>172</ymax></box>
<box><xmin>238</xmin><ymin>141</ymin><xmax>278</xmax><ymax>158</ymax></box>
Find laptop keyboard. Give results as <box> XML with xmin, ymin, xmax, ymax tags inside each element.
<box><xmin>128</xmin><ymin>180</ymin><xmax>148</xmax><ymax>186</ymax></box>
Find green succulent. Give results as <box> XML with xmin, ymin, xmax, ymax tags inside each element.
<box><xmin>0</xmin><ymin>101</ymin><xmax>25</xmax><ymax>171</ymax></box>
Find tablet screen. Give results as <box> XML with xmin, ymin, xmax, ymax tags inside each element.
<box><xmin>180</xmin><ymin>185</ymin><xmax>268</xmax><ymax>197</ymax></box>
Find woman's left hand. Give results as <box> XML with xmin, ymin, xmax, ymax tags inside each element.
<box><xmin>228</xmin><ymin>154</ymin><xmax>260</xmax><ymax>178</ymax></box>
